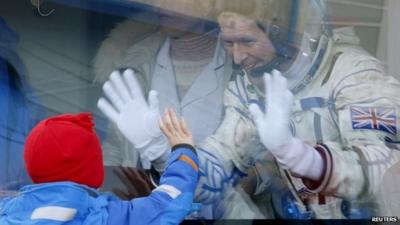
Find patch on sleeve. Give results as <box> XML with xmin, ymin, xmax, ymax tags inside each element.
<box><xmin>351</xmin><ymin>106</ymin><xmax>397</xmax><ymax>135</ymax></box>
<box><xmin>31</xmin><ymin>206</ymin><xmax>77</xmax><ymax>221</ymax></box>
<box><xmin>154</xmin><ymin>184</ymin><xmax>182</xmax><ymax>199</ymax></box>
<box><xmin>179</xmin><ymin>155</ymin><xmax>199</xmax><ymax>171</ymax></box>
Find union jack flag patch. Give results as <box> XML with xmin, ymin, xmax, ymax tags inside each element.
<box><xmin>351</xmin><ymin>106</ymin><xmax>397</xmax><ymax>135</ymax></box>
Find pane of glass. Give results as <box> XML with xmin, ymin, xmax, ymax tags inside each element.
<box><xmin>1</xmin><ymin>0</ymin><xmax>399</xmax><ymax>221</ymax></box>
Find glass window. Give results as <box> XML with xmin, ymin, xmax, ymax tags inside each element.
<box><xmin>1</xmin><ymin>0</ymin><xmax>399</xmax><ymax>221</ymax></box>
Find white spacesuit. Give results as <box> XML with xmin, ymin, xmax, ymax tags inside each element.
<box><xmin>97</xmin><ymin>0</ymin><xmax>400</xmax><ymax>219</ymax></box>
<box><xmin>198</xmin><ymin>0</ymin><xmax>400</xmax><ymax>218</ymax></box>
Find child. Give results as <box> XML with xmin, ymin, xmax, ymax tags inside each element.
<box><xmin>0</xmin><ymin>110</ymin><xmax>199</xmax><ymax>225</ymax></box>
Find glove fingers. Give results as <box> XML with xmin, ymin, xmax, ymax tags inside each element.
<box><xmin>284</xmin><ymin>90</ymin><xmax>294</xmax><ymax>107</ymax></box>
<box><xmin>268</xmin><ymin>70</ymin><xmax>291</xmax><ymax>110</ymax></box>
<box><xmin>249</xmin><ymin>103</ymin><xmax>264</xmax><ymax>127</ymax></box>
<box><xmin>148</xmin><ymin>90</ymin><xmax>160</xmax><ymax>111</ymax></box>
<box><xmin>281</xmin><ymin>90</ymin><xmax>294</xmax><ymax>118</ymax></box>
<box><xmin>97</xmin><ymin>98</ymin><xmax>119</xmax><ymax>124</ymax></box>
<box><xmin>123</xmin><ymin>69</ymin><xmax>145</xmax><ymax>100</ymax></box>
<box><xmin>275</xmin><ymin>70</ymin><xmax>289</xmax><ymax>96</ymax></box>
<box><xmin>110</xmin><ymin>71</ymin><xmax>131</xmax><ymax>103</ymax></box>
<box><xmin>263</xmin><ymin>73</ymin><xmax>273</xmax><ymax>110</ymax></box>
<box><xmin>272</xmin><ymin>70</ymin><xmax>293</xmax><ymax>117</ymax></box>
<box><xmin>102</xmin><ymin>81</ymin><xmax>123</xmax><ymax>112</ymax></box>
<box><xmin>271</xmin><ymin>70</ymin><xmax>284</xmax><ymax>100</ymax></box>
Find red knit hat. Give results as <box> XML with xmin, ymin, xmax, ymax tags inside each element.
<box><xmin>24</xmin><ymin>113</ymin><xmax>104</xmax><ymax>189</ymax></box>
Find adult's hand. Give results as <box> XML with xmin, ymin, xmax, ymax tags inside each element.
<box><xmin>97</xmin><ymin>69</ymin><xmax>168</xmax><ymax>163</ymax></box>
<box><xmin>249</xmin><ymin>70</ymin><xmax>323</xmax><ymax>180</ymax></box>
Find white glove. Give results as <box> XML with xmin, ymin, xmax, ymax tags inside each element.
<box><xmin>97</xmin><ymin>69</ymin><xmax>169</xmax><ymax>165</ymax></box>
<box><xmin>249</xmin><ymin>70</ymin><xmax>323</xmax><ymax>180</ymax></box>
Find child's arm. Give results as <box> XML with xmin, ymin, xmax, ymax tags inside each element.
<box><xmin>156</xmin><ymin>107</ymin><xmax>198</xmax><ymax>194</ymax></box>
<box><xmin>106</xmin><ymin>109</ymin><xmax>199</xmax><ymax>225</ymax></box>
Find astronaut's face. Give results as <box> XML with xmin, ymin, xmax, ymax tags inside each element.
<box><xmin>219</xmin><ymin>13</ymin><xmax>276</xmax><ymax>71</ymax></box>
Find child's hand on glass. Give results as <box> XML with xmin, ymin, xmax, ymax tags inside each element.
<box><xmin>159</xmin><ymin>108</ymin><xmax>194</xmax><ymax>147</ymax></box>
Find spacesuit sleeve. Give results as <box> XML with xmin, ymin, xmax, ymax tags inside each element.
<box><xmin>302</xmin><ymin>51</ymin><xmax>400</xmax><ymax>200</ymax></box>
<box><xmin>106</xmin><ymin>145</ymin><xmax>199</xmax><ymax>225</ymax></box>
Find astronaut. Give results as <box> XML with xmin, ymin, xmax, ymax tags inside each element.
<box><xmin>209</xmin><ymin>0</ymin><xmax>400</xmax><ymax>218</ymax></box>
<box><xmin>97</xmin><ymin>0</ymin><xmax>400</xmax><ymax>219</ymax></box>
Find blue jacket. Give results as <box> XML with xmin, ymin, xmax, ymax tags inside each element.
<box><xmin>0</xmin><ymin>145</ymin><xmax>199</xmax><ymax>225</ymax></box>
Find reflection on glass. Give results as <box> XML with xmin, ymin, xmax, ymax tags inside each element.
<box><xmin>0</xmin><ymin>17</ymin><xmax>43</xmax><ymax>194</ymax></box>
<box><xmin>0</xmin><ymin>0</ymin><xmax>399</xmax><ymax>221</ymax></box>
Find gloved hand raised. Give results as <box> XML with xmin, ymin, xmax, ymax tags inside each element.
<box><xmin>249</xmin><ymin>70</ymin><xmax>323</xmax><ymax>181</ymax></box>
<box><xmin>249</xmin><ymin>70</ymin><xmax>294</xmax><ymax>151</ymax></box>
<box><xmin>97</xmin><ymin>69</ymin><xmax>167</xmax><ymax>163</ymax></box>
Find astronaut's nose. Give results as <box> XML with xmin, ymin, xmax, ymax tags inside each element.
<box><xmin>232</xmin><ymin>44</ymin><xmax>247</xmax><ymax>65</ymax></box>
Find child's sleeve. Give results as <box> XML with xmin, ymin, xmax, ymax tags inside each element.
<box><xmin>106</xmin><ymin>144</ymin><xmax>199</xmax><ymax>225</ymax></box>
